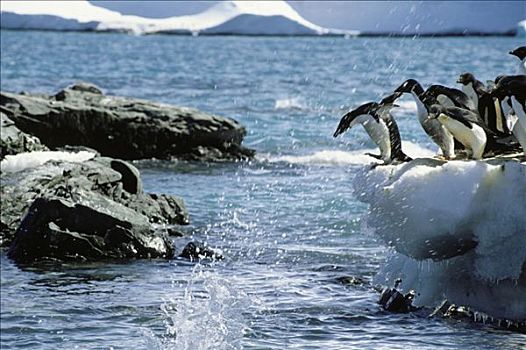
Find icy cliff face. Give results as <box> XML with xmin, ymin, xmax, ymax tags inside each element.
<box><xmin>354</xmin><ymin>158</ymin><xmax>526</xmax><ymax>320</ymax></box>
<box><xmin>0</xmin><ymin>0</ymin><xmax>351</xmax><ymax>36</ymax></box>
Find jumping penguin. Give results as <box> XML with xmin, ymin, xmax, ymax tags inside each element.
<box><xmin>333</xmin><ymin>98</ymin><xmax>411</xmax><ymax>164</ymax></box>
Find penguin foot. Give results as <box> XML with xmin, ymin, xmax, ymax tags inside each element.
<box><xmin>434</xmin><ymin>155</ymin><xmax>451</xmax><ymax>162</ymax></box>
<box><xmin>365</xmin><ymin>152</ymin><xmax>383</xmax><ymax>160</ymax></box>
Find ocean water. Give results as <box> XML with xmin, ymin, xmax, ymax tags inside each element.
<box><xmin>1</xmin><ymin>31</ymin><xmax>525</xmax><ymax>349</ymax></box>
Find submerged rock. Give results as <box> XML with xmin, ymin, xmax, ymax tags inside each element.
<box><xmin>1</xmin><ymin>82</ymin><xmax>254</xmax><ymax>161</ymax></box>
<box><xmin>378</xmin><ymin>279</ymin><xmax>418</xmax><ymax>313</ymax></box>
<box><xmin>179</xmin><ymin>241</ymin><xmax>223</xmax><ymax>261</ymax></box>
<box><xmin>1</xmin><ymin>155</ymin><xmax>188</xmax><ymax>263</ymax></box>
<box><xmin>0</xmin><ymin>112</ymin><xmax>48</xmax><ymax>160</ymax></box>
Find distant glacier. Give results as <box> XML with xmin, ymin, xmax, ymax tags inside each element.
<box><xmin>0</xmin><ymin>0</ymin><xmax>355</xmax><ymax>36</ymax></box>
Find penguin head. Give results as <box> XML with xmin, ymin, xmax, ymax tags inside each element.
<box><xmin>333</xmin><ymin>102</ymin><xmax>380</xmax><ymax>137</ymax></box>
<box><xmin>457</xmin><ymin>72</ymin><xmax>476</xmax><ymax>85</ymax></box>
<box><xmin>379</xmin><ymin>92</ymin><xmax>402</xmax><ymax>106</ymax></box>
<box><xmin>427</xmin><ymin>104</ymin><xmax>445</xmax><ymax>119</ymax></box>
<box><xmin>494</xmin><ymin>75</ymin><xmax>505</xmax><ymax>84</ymax></box>
<box><xmin>491</xmin><ymin>75</ymin><xmax>526</xmax><ymax>101</ymax></box>
<box><xmin>394</xmin><ymin>79</ymin><xmax>420</xmax><ymax>94</ymax></box>
<box><xmin>509</xmin><ymin>46</ymin><xmax>526</xmax><ymax>60</ymax></box>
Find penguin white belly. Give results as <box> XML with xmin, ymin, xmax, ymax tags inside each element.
<box><xmin>411</xmin><ymin>92</ymin><xmax>428</xmax><ymax>124</ymax></box>
<box><xmin>362</xmin><ymin>119</ymin><xmax>391</xmax><ymax>162</ymax></box>
<box><xmin>410</xmin><ymin>92</ymin><xmax>455</xmax><ymax>158</ymax></box>
<box><xmin>437</xmin><ymin>115</ymin><xmax>486</xmax><ymax>159</ymax></box>
<box><xmin>520</xmin><ymin>58</ymin><xmax>526</xmax><ymax>75</ymax></box>
<box><xmin>462</xmin><ymin>84</ymin><xmax>479</xmax><ymax>108</ymax></box>
<box><xmin>510</xmin><ymin>97</ymin><xmax>526</xmax><ymax>153</ymax></box>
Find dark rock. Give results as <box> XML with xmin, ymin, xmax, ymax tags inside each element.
<box><xmin>7</xmin><ymin>197</ymin><xmax>174</xmax><ymax>263</ymax></box>
<box><xmin>378</xmin><ymin>279</ymin><xmax>418</xmax><ymax>313</ymax></box>
<box><xmin>0</xmin><ymin>112</ymin><xmax>48</xmax><ymax>159</ymax></box>
<box><xmin>1</xmin><ymin>83</ymin><xmax>254</xmax><ymax>161</ymax></box>
<box><xmin>1</xmin><ymin>157</ymin><xmax>188</xmax><ymax>248</ymax></box>
<box><xmin>439</xmin><ymin>304</ymin><xmax>526</xmax><ymax>332</ymax></box>
<box><xmin>379</xmin><ymin>287</ymin><xmax>417</xmax><ymax>313</ymax></box>
<box><xmin>179</xmin><ymin>241</ymin><xmax>223</xmax><ymax>261</ymax></box>
<box><xmin>67</xmin><ymin>82</ymin><xmax>103</xmax><ymax>95</ymax></box>
<box><xmin>443</xmin><ymin>304</ymin><xmax>474</xmax><ymax>320</ymax></box>
<box><xmin>110</xmin><ymin>159</ymin><xmax>142</xmax><ymax>194</ymax></box>
<box><xmin>335</xmin><ymin>276</ymin><xmax>367</xmax><ymax>286</ymax></box>
<box><xmin>166</xmin><ymin>227</ymin><xmax>185</xmax><ymax>237</ymax></box>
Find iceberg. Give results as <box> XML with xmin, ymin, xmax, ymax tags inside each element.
<box><xmin>354</xmin><ymin>157</ymin><xmax>526</xmax><ymax>321</ymax></box>
<box><xmin>0</xmin><ymin>0</ymin><xmax>356</xmax><ymax>36</ymax></box>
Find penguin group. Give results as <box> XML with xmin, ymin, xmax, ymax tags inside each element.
<box><xmin>334</xmin><ymin>46</ymin><xmax>526</xmax><ymax>163</ymax></box>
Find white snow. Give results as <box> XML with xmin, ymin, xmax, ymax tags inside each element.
<box><xmin>0</xmin><ymin>151</ymin><xmax>96</xmax><ymax>173</ymax></box>
<box><xmin>0</xmin><ymin>0</ymin><xmax>355</xmax><ymax>36</ymax></box>
<box><xmin>0</xmin><ymin>1</ymin><xmax>122</xmax><ymax>22</ymax></box>
<box><xmin>355</xmin><ymin>158</ymin><xmax>526</xmax><ymax>320</ymax></box>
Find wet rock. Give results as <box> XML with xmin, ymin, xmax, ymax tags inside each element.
<box><xmin>8</xmin><ymin>197</ymin><xmax>174</xmax><ymax>263</ymax></box>
<box><xmin>110</xmin><ymin>159</ymin><xmax>142</xmax><ymax>194</ymax></box>
<box><xmin>165</xmin><ymin>226</ymin><xmax>186</xmax><ymax>237</ymax></box>
<box><xmin>378</xmin><ymin>280</ymin><xmax>418</xmax><ymax>313</ymax></box>
<box><xmin>440</xmin><ymin>304</ymin><xmax>526</xmax><ymax>332</ymax></box>
<box><xmin>0</xmin><ymin>112</ymin><xmax>48</xmax><ymax>160</ymax></box>
<box><xmin>428</xmin><ymin>299</ymin><xmax>451</xmax><ymax>318</ymax></box>
<box><xmin>335</xmin><ymin>276</ymin><xmax>367</xmax><ymax>286</ymax></box>
<box><xmin>1</xmin><ymin>156</ymin><xmax>188</xmax><ymax>248</ymax></box>
<box><xmin>1</xmin><ymin>82</ymin><xmax>254</xmax><ymax>161</ymax></box>
<box><xmin>179</xmin><ymin>241</ymin><xmax>223</xmax><ymax>261</ymax></box>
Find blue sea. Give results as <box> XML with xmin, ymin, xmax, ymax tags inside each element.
<box><xmin>1</xmin><ymin>31</ymin><xmax>525</xmax><ymax>349</ymax></box>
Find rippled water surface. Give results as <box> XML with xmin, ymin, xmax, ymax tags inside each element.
<box><xmin>1</xmin><ymin>31</ymin><xmax>525</xmax><ymax>349</ymax></box>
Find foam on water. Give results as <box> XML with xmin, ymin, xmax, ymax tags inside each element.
<box><xmin>355</xmin><ymin>159</ymin><xmax>526</xmax><ymax>320</ymax></box>
<box><xmin>265</xmin><ymin>149</ymin><xmax>376</xmax><ymax>166</ymax></box>
<box><xmin>274</xmin><ymin>97</ymin><xmax>306</xmax><ymax>111</ymax></box>
<box><xmin>0</xmin><ymin>151</ymin><xmax>96</xmax><ymax>173</ymax></box>
<box><xmin>262</xmin><ymin>142</ymin><xmax>435</xmax><ymax>167</ymax></box>
<box><xmin>157</xmin><ymin>267</ymin><xmax>250</xmax><ymax>350</ymax></box>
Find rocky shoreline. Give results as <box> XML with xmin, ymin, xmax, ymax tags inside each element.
<box><xmin>1</xmin><ymin>82</ymin><xmax>254</xmax><ymax>162</ymax></box>
<box><xmin>1</xmin><ymin>82</ymin><xmax>248</xmax><ymax>264</ymax></box>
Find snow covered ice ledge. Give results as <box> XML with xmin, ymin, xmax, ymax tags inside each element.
<box><xmin>354</xmin><ymin>158</ymin><xmax>526</xmax><ymax>320</ymax></box>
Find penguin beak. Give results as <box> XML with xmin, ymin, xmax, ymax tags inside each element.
<box><xmin>333</xmin><ymin>111</ymin><xmax>357</xmax><ymax>138</ymax></box>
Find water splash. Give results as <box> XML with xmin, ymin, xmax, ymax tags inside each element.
<box><xmin>157</xmin><ymin>266</ymin><xmax>250</xmax><ymax>350</ymax></box>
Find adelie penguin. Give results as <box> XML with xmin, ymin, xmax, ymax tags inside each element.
<box><xmin>394</xmin><ymin>78</ymin><xmax>477</xmax><ymax>113</ymax></box>
<box><xmin>427</xmin><ymin>104</ymin><xmax>488</xmax><ymax>160</ymax></box>
<box><xmin>491</xmin><ymin>75</ymin><xmax>526</xmax><ymax>153</ymax></box>
<box><xmin>457</xmin><ymin>72</ymin><xmax>510</xmax><ymax>136</ymax></box>
<box><xmin>392</xmin><ymin>79</ymin><xmax>456</xmax><ymax>159</ymax></box>
<box><xmin>509</xmin><ymin>46</ymin><xmax>526</xmax><ymax>75</ymax></box>
<box><xmin>333</xmin><ymin>97</ymin><xmax>411</xmax><ymax>164</ymax></box>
